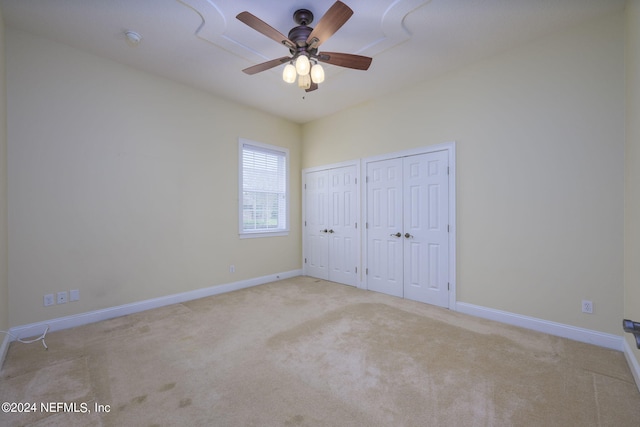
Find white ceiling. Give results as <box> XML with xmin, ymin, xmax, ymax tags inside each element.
<box><xmin>0</xmin><ymin>0</ymin><xmax>625</xmax><ymax>124</ymax></box>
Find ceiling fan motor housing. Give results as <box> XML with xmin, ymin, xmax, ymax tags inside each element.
<box><xmin>289</xmin><ymin>27</ymin><xmax>317</xmax><ymax>53</ymax></box>
<box><xmin>289</xmin><ymin>9</ymin><xmax>319</xmax><ymax>57</ymax></box>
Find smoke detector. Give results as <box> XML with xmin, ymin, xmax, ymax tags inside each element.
<box><xmin>124</xmin><ymin>31</ymin><xmax>142</xmax><ymax>46</ymax></box>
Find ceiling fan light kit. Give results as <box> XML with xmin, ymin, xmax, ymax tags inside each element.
<box><xmin>236</xmin><ymin>1</ymin><xmax>372</xmax><ymax>93</ymax></box>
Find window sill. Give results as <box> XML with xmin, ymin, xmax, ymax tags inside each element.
<box><xmin>239</xmin><ymin>231</ymin><xmax>289</xmax><ymax>239</ymax></box>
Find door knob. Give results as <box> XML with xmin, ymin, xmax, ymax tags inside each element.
<box><xmin>320</xmin><ymin>229</ymin><xmax>328</xmax><ymax>233</ymax></box>
<box><xmin>390</xmin><ymin>232</ymin><xmax>401</xmax><ymax>237</ymax></box>
<box><xmin>328</xmin><ymin>229</ymin><xmax>335</xmax><ymax>233</ymax></box>
<box><xmin>404</xmin><ymin>233</ymin><xmax>413</xmax><ymax>238</ymax></box>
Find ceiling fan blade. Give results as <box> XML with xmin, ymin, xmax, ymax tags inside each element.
<box><xmin>306</xmin><ymin>1</ymin><xmax>353</xmax><ymax>48</ymax></box>
<box><xmin>317</xmin><ymin>52</ymin><xmax>372</xmax><ymax>70</ymax></box>
<box><xmin>306</xmin><ymin>82</ymin><xmax>319</xmax><ymax>93</ymax></box>
<box><xmin>236</xmin><ymin>12</ymin><xmax>296</xmax><ymax>50</ymax></box>
<box><xmin>242</xmin><ymin>57</ymin><xmax>291</xmax><ymax>75</ymax></box>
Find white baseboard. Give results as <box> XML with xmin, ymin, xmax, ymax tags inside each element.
<box><xmin>5</xmin><ymin>269</ymin><xmax>302</xmax><ymax>352</ymax></box>
<box><xmin>623</xmin><ymin>337</ymin><xmax>640</xmax><ymax>392</ymax></box>
<box><xmin>455</xmin><ymin>302</ymin><xmax>623</xmax><ymax>351</ymax></box>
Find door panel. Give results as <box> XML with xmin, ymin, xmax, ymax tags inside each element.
<box><xmin>366</xmin><ymin>158</ymin><xmax>403</xmax><ymax>297</ymax></box>
<box><xmin>403</xmin><ymin>151</ymin><xmax>449</xmax><ymax>307</ymax></box>
<box><xmin>328</xmin><ymin>166</ymin><xmax>358</xmax><ymax>286</ymax></box>
<box><xmin>304</xmin><ymin>170</ymin><xmax>329</xmax><ymax>279</ymax></box>
<box><xmin>403</xmin><ymin>154</ymin><xmax>428</xmax><ymax>302</ymax></box>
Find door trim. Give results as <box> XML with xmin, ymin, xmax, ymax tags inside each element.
<box><xmin>302</xmin><ymin>160</ymin><xmax>361</xmax><ymax>284</ymax></box>
<box><xmin>361</xmin><ymin>142</ymin><xmax>457</xmax><ymax>309</ymax></box>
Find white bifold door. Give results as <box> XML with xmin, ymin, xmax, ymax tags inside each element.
<box><xmin>304</xmin><ymin>165</ymin><xmax>358</xmax><ymax>286</ymax></box>
<box><xmin>366</xmin><ymin>151</ymin><xmax>449</xmax><ymax>307</ymax></box>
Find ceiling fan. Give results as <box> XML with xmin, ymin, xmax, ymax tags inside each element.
<box><xmin>236</xmin><ymin>1</ymin><xmax>372</xmax><ymax>92</ymax></box>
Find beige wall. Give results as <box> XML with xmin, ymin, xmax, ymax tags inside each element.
<box><xmin>5</xmin><ymin>29</ymin><xmax>302</xmax><ymax>326</ymax></box>
<box><xmin>625</xmin><ymin>0</ymin><xmax>640</xmax><ymax>364</ymax></box>
<box><xmin>304</xmin><ymin>12</ymin><xmax>625</xmax><ymax>335</ymax></box>
<box><xmin>0</xmin><ymin>9</ymin><xmax>8</xmax><ymax>332</ymax></box>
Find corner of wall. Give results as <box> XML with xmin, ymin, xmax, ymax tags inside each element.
<box><xmin>0</xmin><ymin>5</ymin><xmax>10</xmax><ymax>372</ymax></box>
<box><xmin>624</xmin><ymin>0</ymin><xmax>640</xmax><ymax>389</ymax></box>
<box><xmin>0</xmin><ymin>4</ymin><xmax>10</xmax><ymax>334</ymax></box>
<box><xmin>624</xmin><ymin>336</ymin><xmax>640</xmax><ymax>392</ymax></box>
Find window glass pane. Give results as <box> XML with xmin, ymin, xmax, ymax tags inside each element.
<box><xmin>240</xmin><ymin>141</ymin><xmax>288</xmax><ymax>235</ymax></box>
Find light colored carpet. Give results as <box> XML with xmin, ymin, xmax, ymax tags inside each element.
<box><xmin>1</xmin><ymin>276</ymin><xmax>639</xmax><ymax>426</ymax></box>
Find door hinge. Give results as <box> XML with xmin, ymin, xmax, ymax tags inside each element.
<box><xmin>355</xmin><ymin>267</ymin><xmax>358</xmax><ymax>273</ymax></box>
<box><xmin>355</xmin><ymin>222</ymin><xmax>358</xmax><ymax>229</ymax></box>
<box><xmin>366</xmin><ymin>176</ymin><xmax>369</xmax><ymax>183</ymax></box>
<box><xmin>447</xmin><ymin>166</ymin><xmax>450</xmax><ymax>175</ymax></box>
<box><xmin>448</xmin><ymin>282</ymin><xmax>450</xmax><ymax>291</ymax></box>
<box><xmin>304</xmin><ymin>221</ymin><xmax>307</xmax><ymax>226</ymax></box>
<box><xmin>447</xmin><ymin>224</ymin><xmax>450</xmax><ymax>232</ymax></box>
<box><xmin>366</xmin><ymin>268</ymin><xmax>369</xmax><ymax>275</ymax></box>
<box><xmin>355</xmin><ymin>178</ymin><xmax>358</xmax><ymax>184</ymax></box>
<box><xmin>305</xmin><ymin>258</ymin><xmax>307</xmax><ymax>264</ymax></box>
<box><xmin>366</xmin><ymin>222</ymin><xmax>369</xmax><ymax>229</ymax></box>
<box><xmin>304</xmin><ymin>183</ymin><xmax>307</xmax><ymax>189</ymax></box>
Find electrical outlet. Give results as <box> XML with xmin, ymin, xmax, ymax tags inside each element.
<box><xmin>44</xmin><ymin>294</ymin><xmax>55</xmax><ymax>307</ymax></box>
<box><xmin>70</xmin><ymin>289</ymin><xmax>80</xmax><ymax>302</ymax></box>
<box><xmin>57</xmin><ymin>291</ymin><xmax>68</xmax><ymax>304</ymax></box>
<box><xmin>582</xmin><ymin>300</ymin><xmax>593</xmax><ymax>314</ymax></box>
<box><xmin>229</xmin><ymin>265</ymin><xmax>235</xmax><ymax>273</ymax></box>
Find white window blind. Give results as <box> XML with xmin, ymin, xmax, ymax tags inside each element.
<box><xmin>239</xmin><ymin>140</ymin><xmax>289</xmax><ymax>236</ymax></box>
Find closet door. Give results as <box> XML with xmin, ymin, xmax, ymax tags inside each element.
<box><xmin>304</xmin><ymin>170</ymin><xmax>329</xmax><ymax>280</ymax></box>
<box><xmin>403</xmin><ymin>151</ymin><xmax>449</xmax><ymax>307</ymax></box>
<box><xmin>327</xmin><ymin>166</ymin><xmax>358</xmax><ymax>286</ymax></box>
<box><xmin>365</xmin><ymin>151</ymin><xmax>450</xmax><ymax>308</ymax></box>
<box><xmin>366</xmin><ymin>158</ymin><xmax>404</xmax><ymax>297</ymax></box>
<box><xmin>304</xmin><ymin>165</ymin><xmax>358</xmax><ymax>286</ymax></box>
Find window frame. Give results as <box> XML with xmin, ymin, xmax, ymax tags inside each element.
<box><xmin>238</xmin><ymin>138</ymin><xmax>290</xmax><ymax>238</ymax></box>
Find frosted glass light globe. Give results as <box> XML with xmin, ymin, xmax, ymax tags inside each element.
<box><xmin>295</xmin><ymin>55</ymin><xmax>310</xmax><ymax>76</ymax></box>
<box><xmin>282</xmin><ymin>63</ymin><xmax>296</xmax><ymax>83</ymax></box>
<box><xmin>298</xmin><ymin>74</ymin><xmax>311</xmax><ymax>89</ymax></box>
<box><xmin>311</xmin><ymin>63</ymin><xmax>325</xmax><ymax>84</ymax></box>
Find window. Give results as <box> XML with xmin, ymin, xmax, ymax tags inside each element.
<box><xmin>239</xmin><ymin>139</ymin><xmax>289</xmax><ymax>237</ymax></box>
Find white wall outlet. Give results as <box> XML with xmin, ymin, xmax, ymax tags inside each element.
<box><xmin>582</xmin><ymin>300</ymin><xmax>593</xmax><ymax>314</ymax></box>
<box><xmin>57</xmin><ymin>291</ymin><xmax>68</xmax><ymax>304</ymax></box>
<box><xmin>229</xmin><ymin>265</ymin><xmax>235</xmax><ymax>273</ymax></box>
<box><xmin>44</xmin><ymin>294</ymin><xmax>55</xmax><ymax>307</ymax></box>
<box><xmin>70</xmin><ymin>289</ymin><xmax>80</xmax><ymax>302</ymax></box>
